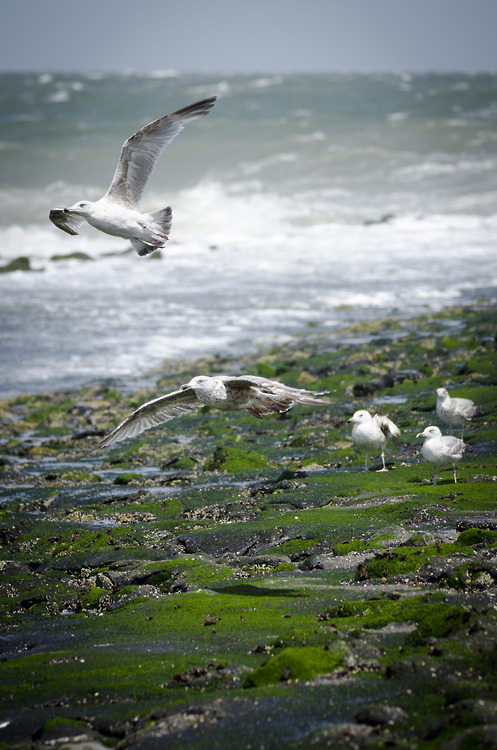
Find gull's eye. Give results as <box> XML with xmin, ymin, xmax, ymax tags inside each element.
<box><xmin>79</xmin><ymin>202</ymin><xmax>87</xmax><ymax>208</ymax></box>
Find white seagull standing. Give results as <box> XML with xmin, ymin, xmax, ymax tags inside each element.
<box><xmin>348</xmin><ymin>409</ymin><xmax>401</xmax><ymax>472</ymax></box>
<box><xmin>436</xmin><ymin>387</ymin><xmax>480</xmax><ymax>439</ymax></box>
<box><xmin>83</xmin><ymin>375</ymin><xmax>330</xmax><ymax>455</ymax></box>
<box><xmin>416</xmin><ymin>425</ymin><xmax>466</xmax><ymax>485</ymax></box>
<box><xmin>49</xmin><ymin>97</ymin><xmax>216</xmax><ymax>256</ymax></box>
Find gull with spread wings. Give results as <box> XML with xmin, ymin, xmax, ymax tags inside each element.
<box><xmin>83</xmin><ymin>375</ymin><xmax>330</xmax><ymax>456</ymax></box>
<box><xmin>348</xmin><ymin>409</ymin><xmax>401</xmax><ymax>472</ymax></box>
<box><xmin>49</xmin><ymin>97</ymin><xmax>216</xmax><ymax>256</ymax></box>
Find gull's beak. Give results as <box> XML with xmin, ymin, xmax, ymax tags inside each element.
<box><xmin>416</xmin><ymin>432</ymin><xmax>423</xmax><ymax>438</ymax></box>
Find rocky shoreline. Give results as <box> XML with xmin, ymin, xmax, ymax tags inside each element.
<box><xmin>1</xmin><ymin>304</ymin><xmax>497</xmax><ymax>749</ymax></box>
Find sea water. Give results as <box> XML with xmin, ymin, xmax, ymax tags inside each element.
<box><xmin>0</xmin><ymin>71</ymin><xmax>496</xmax><ymax>396</ymax></box>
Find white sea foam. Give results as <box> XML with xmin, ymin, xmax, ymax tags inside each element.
<box><xmin>1</xmin><ymin>71</ymin><xmax>496</xmax><ymax>395</ymax></box>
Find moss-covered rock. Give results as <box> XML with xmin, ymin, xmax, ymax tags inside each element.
<box><xmin>244</xmin><ymin>645</ymin><xmax>345</xmax><ymax>687</ymax></box>
<box><xmin>205</xmin><ymin>445</ymin><xmax>269</xmax><ymax>473</ymax></box>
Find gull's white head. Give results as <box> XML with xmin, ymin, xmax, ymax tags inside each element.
<box><xmin>66</xmin><ymin>200</ymin><xmax>94</xmax><ymax>217</ymax></box>
<box><xmin>349</xmin><ymin>409</ymin><xmax>372</xmax><ymax>423</ymax></box>
<box><xmin>182</xmin><ymin>375</ymin><xmax>211</xmax><ymax>390</ymax></box>
<box><xmin>436</xmin><ymin>387</ymin><xmax>449</xmax><ymax>399</ymax></box>
<box><xmin>416</xmin><ymin>425</ymin><xmax>442</xmax><ymax>439</ymax></box>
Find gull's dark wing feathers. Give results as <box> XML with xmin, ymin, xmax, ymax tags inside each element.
<box><xmin>49</xmin><ymin>208</ymin><xmax>85</xmax><ymax>236</ymax></box>
<box><xmin>105</xmin><ymin>97</ymin><xmax>217</xmax><ymax>207</ymax></box>
<box><xmin>83</xmin><ymin>387</ymin><xmax>201</xmax><ymax>455</ymax></box>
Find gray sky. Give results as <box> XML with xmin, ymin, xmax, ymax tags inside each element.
<box><xmin>2</xmin><ymin>0</ymin><xmax>497</xmax><ymax>74</ymax></box>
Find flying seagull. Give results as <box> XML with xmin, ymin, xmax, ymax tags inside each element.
<box><xmin>83</xmin><ymin>374</ymin><xmax>330</xmax><ymax>455</ymax></box>
<box><xmin>49</xmin><ymin>97</ymin><xmax>216</xmax><ymax>256</ymax></box>
<box><xmin>348</xmin><ymin>409</ymin><xmax>400</xmax><ymax>472</ymax></box>
<box><xmin>416</xmin><ymin>425</ymin><xmax>466</xmax><ymax>485</ymax></box>
<box><xmin>436</xmin><ymin>387</ymin><xmax>480</xmax><ymax>439</ymax></box>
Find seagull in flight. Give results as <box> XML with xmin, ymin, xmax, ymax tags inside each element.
<box><xmin>416</xmin><ymin>425</ymin><xmax>466</xmax><ymax>484</ymax></box>
<box><xmin>348</xmin><ymin>409</ymin><xmax>401</xmax><ymax>472</ymax></box>
<box><xmin>49</xmin><ymin>97</ymin><xmax>216</xmax><ymax>256</ymax></box>
<box><xmin>83</xmin><ymin>374</ymin><xmax>330</xmax><ymax>455</ymax></box>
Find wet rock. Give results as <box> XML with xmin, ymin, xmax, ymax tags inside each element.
<box><xmin>92</xmin><ymin>560</ymin><xmax>171</xmax><ymax>592</ymax></box>
<box><xmin>368</xmin><ymin>524</ymin><xmax>412</xmax><ymax>547</ymax></box>
<box><xmin>0</xmin><ymin>256</ymin><xmax>32</xmax><ymax>273</ymax></box>
<box><xmin>354</xmin><ymin>703</ymin><xmax>408</xmax><ymax>727</ymax></box>
<box><xmin>302</xmin><ymin>550</ymin><xmax>376</xmax><ymax>573</ymax></box>
<box><xmin>116</xmin><ymin>584</ymin><xmax>161</xmax><ymax>604</ymax></box>
<box><xmin>238</xmin><ymin>554</ymin><xmax>292</xmax><ymax>567</ymax></box>
<box><xmin>50</xmin><ymin>251</ymin><xmax>93</xmax><ymax>262</ymax></box>
<box><xmin>452</xmin><ymin>698</ymin><xmax>497</xmax><ymax>726</ymax></box>
<box><xmin>33</xmin><ymin>718</ymin><xmax>108</xmax><ymax>749</ymax></box>
<box><xmin>404</xmin><ymin>531</ymin><xmax>437</xmax><ymax>547</ymax></box>
<box><xmin>417</xmin><ymin>554</ymin><xmax>497</xmax><ymax>588</ymax></box>
<box><xmin>292</xmin><ymin>722</ymin><xmax>374</xmax><ymax>749</ymax></box>
<box><xmin>0</xmin><ymin>560</ymin><xmax>32</xmax><ymax>576</ymax></box>
<box><xmin>382</xmin><ymin>369</ymin><xmax>422</xmax><ymax>388</ymax></box>
<box><xmin>439</xmin><ymin>726</ymin><xmax>497</xmax><ymax>750</ymax></box>
<box><xmin>352</xmin><ymin>381</ymin><xmax>383</xmax><ymax>397</ymax></box>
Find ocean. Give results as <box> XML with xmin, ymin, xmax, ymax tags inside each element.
<box><xmin>0</xmin><ymin>70</ymin><xmax>496</xmax><ymax>397</ymax></box>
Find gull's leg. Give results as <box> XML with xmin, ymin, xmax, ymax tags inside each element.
<box><xmin>377</xmin><ymin>449</ymin><xmax>388</xmax><ymax>472</ymax></box>
<box><xmin>453</xmin><ymin>463</ymin><xmax>458</xmax><ymax>483</ymax></box>
<box><xmin>432</xmin><ymin>466</ymin><xmax>438</xmax><ymax>485</ymax></box>
<box><xmin>362</xmin><ymin>452</ymin><xmax>369</xmax><ymax>472</ymax></box>
<box><xmin>460</xmin><ymin>425</ymin><xmax>465</xmax><ymax>440</ymax></box>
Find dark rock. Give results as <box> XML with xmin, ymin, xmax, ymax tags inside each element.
<box><xmin>352</xmin><ymin>381</ymin><xmax>382</xmax><ymax>397</ymax></box>
<box><xmin>0</xmin><ymin>256</ymin><xmax>32</xmax><ymax>273</ymax></box>
<box><xmin>417</xmin><ymin>554</ymin><xmax>497</xmax><ymax>588</ymax></box>
<box><xmin>50</xmin><ymin>251</ymin><xmax>93</xmax><ymax>262</ymax></box>
<box><xmin>439</xmin><ymin>725</ymin><xmax>497</xmax><ymax>750</ymax></box>
<box><xmin>293</xmin><ymin>722</ymin><xmax>374</xmax><ymax>749</ymax></box>
<box><xmin>383</xmin><ymin>369</ymin><xmax>422</xmax><ymax>388</ymax></box>
<box><xmin>354</xmin><ymin>703</ymin><xmax>408</xmax><ymax>726</ymax></box>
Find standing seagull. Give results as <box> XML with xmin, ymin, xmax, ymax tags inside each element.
<box><xmin>49</xmin><ymin>97</ymin><xmax>216</xmax><ymax>256</ymax></box>
<box><xmin>82</xmin><ymin>375</ymin><xmax>330</xmax><ymax>455</ymax></box>
<box><xmin>348</xmin><ymin>410</ymin><xmax>400</xmax><ymax>472</ymax></box>
<box><xmin>436</xmin><ymin>387</ymin><xmax>480</xmax><ymax>439</ymax></box>
<box><xmin>416</xmin><ymin>425</ymin><xmax>466</xmax><ymax>485</ymax></box>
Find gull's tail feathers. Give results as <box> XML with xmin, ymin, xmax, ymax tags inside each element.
<box><xmin>146</xmin><ymin>206</ymin><xmax>172</xmax><ymax>235</ymax></box>
<box><xmin>131</xmin><ymin>206</ymin><xmax>172</xmax><ymax>256</ymax></box>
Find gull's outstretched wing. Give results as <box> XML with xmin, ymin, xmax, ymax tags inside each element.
<box><xmin>105</xmin><ymin>97</ymin><xmax>217</xmax><ymax>207</ymax></box>
<box><xmin>49</xmin><ymin>208</ymin><xmax>86</xmax><ymax>236</ymax></box>
<box><xmin>84</xmin><ymin>387</ymin><xmax>202</xmax><ymax>455</ymax></box>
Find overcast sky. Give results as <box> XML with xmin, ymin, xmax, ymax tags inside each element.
<box><xmin>2</xmin><ymin>0</ymin><xmax>497</xmax><ymax>74</ymax></box>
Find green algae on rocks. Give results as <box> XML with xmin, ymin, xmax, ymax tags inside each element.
<box><xmin>0</xmin><ymin>305</ymin><xmax>496</xmax><ymax>749</ymax></box>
